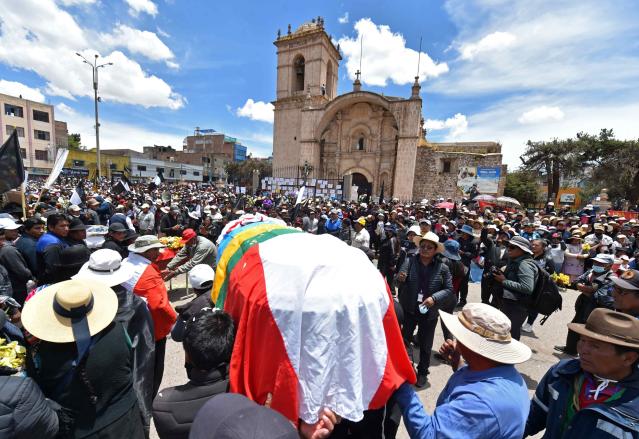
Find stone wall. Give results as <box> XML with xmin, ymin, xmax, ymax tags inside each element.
<box><xmin>412</xmin><ymin>143</ymin><xmax>507</xmax><ymax>201</ymax></box>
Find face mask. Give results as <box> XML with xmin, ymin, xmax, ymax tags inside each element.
<box><xmin>592</xmin><ymin>265</ymin><xmax>606</xmax><ymax>274</ymax></box>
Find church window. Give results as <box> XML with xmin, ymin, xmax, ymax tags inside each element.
<box><xmin>357</xmin><ymin>137</ymin><xmax>365</xmax><ymax>151</ymax></box>
<box><xmin>293</xmin><ymin>56</ymin><xmax>305</xmax><ymax>92</ymax></box>
<box><xmin>442</xmin><ymin>159</ymin><xmax>451</xmax><ymax>173</ymax></box>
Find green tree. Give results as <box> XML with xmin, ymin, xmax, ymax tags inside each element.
<box><xmin>68</xmin><ymin>133</ymin><xmax>82</xmax><ymax>150</ymax></box>
<box><xmin>519</xmin><ymin>138</ymin><xmax>581</xmax><ymax>202</ymax></box>
<box><xmin>504</xmin><ymin>171</ymin><xmax>541</xmax><ymax>207</ymax></box>
<box><xmin>576</xmin><ymin>129</ymin><xmax>639</xmax><ymax>203</ymax></box>
<box><xmin>224</xmin><ymin>158</ymin><xmax>273</xmax><ymax>188</ymax></box>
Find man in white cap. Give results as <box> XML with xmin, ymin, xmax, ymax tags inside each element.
<box><xmin>137</xmin><ymin>203</ymin><xmax>155</xmax><ymax>235</ymax></box>
<box><xmin>394</xmin><ymin>303</ymin><xmax>531</xmax><ymax>438</ymax></box>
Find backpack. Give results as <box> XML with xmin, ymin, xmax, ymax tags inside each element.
<box><xmin>524</xmin><ymin>264</ymin><xmax>562</xmax><ymax>325</ymax></box>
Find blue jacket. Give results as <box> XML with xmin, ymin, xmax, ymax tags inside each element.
<box><xmin>526</xmin><ymin>359</ymin><xmax>639</xmax><ymax>438</ymax></box>
<box><xmin>396</xmin><ymin>365</ymin><xmax>529</xmax><ymax>438</ymax></box>
<box><xmin>325</xmin><ymin>218</ymin><xmax>342</xmax><ymax>234</ymax></box>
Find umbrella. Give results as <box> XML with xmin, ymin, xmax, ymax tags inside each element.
<box><xmin>436</xmin><ymin>201</ymin><xmax>455</xmax><ymax>209</ymax></box>
<box><xmin>472</xmin><ymin>194</ymin><xmax>496</xmax><ymax>202</ymax></box>
<box><xmin>496</xmin><ymin>196</ymin><xmax>521</xmax><ymax>207</ymax></box>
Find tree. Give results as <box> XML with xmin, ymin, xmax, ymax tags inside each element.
<box><xmin>504</xmin><ymin>171</ymin><xmax>540</xmax><ymax>207</ymax></box>
<box><xmin>576</xmin><ymin>129</ymin><xmax>639</xmax><ymax>203</ymax></box>
<box><xmin>224</xmin><ymin>158</ymin><xmax>273</xmax><ymax>188</ymax></box>
<box><xmin>519</xmin><ymin>138</ymin><xmax>581</xmax><ymax>202</ymax></box>
<box><xmin>68</xmin><ymin>133</ymin><xmax>82</xmax><ymax>150</ymax></box>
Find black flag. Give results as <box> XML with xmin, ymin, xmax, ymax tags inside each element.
<box><xmin>378</xmin><ymin>180</ymin><xmax>385</xmax><ymax>204</ymax></box>
<box><xmin>0</xmin><ymin>130</ymin><xmax>25</xmax><ymax>194</ymax></box>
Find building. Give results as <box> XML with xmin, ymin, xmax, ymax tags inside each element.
<box><xmin>102</xmin><ymin>149</ymin><xmax>203</xmax><ymax>183</ymax></box>
<box><xmin>0</xmin><ymin>93</ymin><xmax>61</xmax><ymax>176</ymax></box>
<box><xmin>271</xmin><ymin>19</ymin><xmax>505</xmax><ymax>200</ymax></box>
<box><xmin>54</xmin><ymin>120</ymin><xmax>69</xmax><ymax>149</ymax></box>
<box><xmin>63</xmin><ymin>149</ymin><xmax>130</xmax><ymax>180</ymax></box>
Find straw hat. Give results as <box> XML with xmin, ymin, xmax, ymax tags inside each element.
<box><xmin>128</xmin><ymin>235</ymin><xmax>166</xmax><ymax>253</ymax></box>
<box><xmin>413</xmin><ymin>231</ymin><xmax>444</xmax><ymax>253</ymax></box>
<box><xmin>439</xmin><ymin>303</ymin><xmax>532</xmax><ymax>364</ymax></box>
<box><xmin>22</xmin><ymin>279</ymin><xmax>118</xmax><ymax>343</ymax></box>
<box><xmin>73</xmin><ymin>249</ymin><xmax>134</xmax><ymax>287</ymax></box>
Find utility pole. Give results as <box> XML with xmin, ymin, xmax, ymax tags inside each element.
<box><xmin>76</xmin><ymin>53</ymin><xmax>113</xmax><ymax>180</ymax></box>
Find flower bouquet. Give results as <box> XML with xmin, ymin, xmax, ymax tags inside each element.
<box><xmin>551</xmin><ymin>272</ymin><xmax>571</xmax><ymax>290</ymax></box>
<box><xmin>159</xmin><ymin>236</ymin><xmax>184</xmax><ymax>250</ymax></box>
<box><xmin>0</xmin><ymin>338</ymin><xmax>26</xmax><ymax>373</ymax></box>
<box><xmin>581</xmin><ymin>243</ymin><xmax>591</xmax><ymax>254</ymax></box>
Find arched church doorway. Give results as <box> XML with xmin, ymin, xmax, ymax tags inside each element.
<box><xmin>352</xmin><ymin>172</ymin><xmax>372</xmax><ymax>197</ymax></box>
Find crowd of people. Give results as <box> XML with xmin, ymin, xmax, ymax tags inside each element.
<box><xmin>0</xmin><ymin>175</ymin><xmax>638</xmax><ymax>438</ymax></box>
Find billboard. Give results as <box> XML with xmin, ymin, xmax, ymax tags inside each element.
<box><xmin>457</xmin><ymin>166</ymin><xmax>501</xmax><ymax>195</ymax></box>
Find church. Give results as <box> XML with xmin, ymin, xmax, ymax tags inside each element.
<box><xmin>272</xmin><ymin>18</ymin><xmax>506</xmax><ymax>201</ymax></box>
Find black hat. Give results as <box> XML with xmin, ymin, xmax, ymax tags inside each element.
<box><xmin>190</xmin><ymin>393</ymin><xmax>298</xmax><ymax>439</ymax></box>
<box><xmin>55</xmin><ymin>245</ymin><xmax>91</xmax><ymax>281</ymax></box>
<box><xmin>108</xmin><ymin>223</ymin><xmax>127</xmax><ymax>232</ymax></box>
<box><xmin>68</xmin><ymin>218</ymin><xmax>87</xmax><ymax>231</ymax></box>
<box><xmin>125</xmin><ymin>229</ymin><xmax>139</xmax><ymax>241</ymax></box>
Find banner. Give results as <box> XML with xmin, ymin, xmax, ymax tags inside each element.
<box><xmin>43</xmin><ymin>148</ymin><xmax>69</xmax><ymax>189</ymax></box>
<box><xmin>457</xmin><ymin>166</ymin><xmax>501</xmax><ymax>195</ymax></box>
<box><xmin>0</xmin><ymin>130</ymin><xmax>25</xmax><ymax>194</ymax></box>
<box><xmin>609</xmin><ymin>210</ymin><xmax>639</xmax><ymax>220</ymax></box>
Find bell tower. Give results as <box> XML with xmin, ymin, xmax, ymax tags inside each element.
<box><xmin>272</xmin><ymin>17</ymin><xmax>342</xmax><ymax>177</ymax></box>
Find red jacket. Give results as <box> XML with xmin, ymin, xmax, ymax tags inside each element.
<box><xmin>122</xmin><ymin>253</ymin><xmax>176</xmax><ymax>340</ymax></box>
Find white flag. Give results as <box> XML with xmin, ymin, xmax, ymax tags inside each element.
<box><xmin>295</xmin><ymin>185</ymin><xmax>306</xmax><ymax>205</ymax></box>
<box><xmin>44</xmin><ymin>149</ymin><xmax>69</xmax><ymax>189</ymax></box>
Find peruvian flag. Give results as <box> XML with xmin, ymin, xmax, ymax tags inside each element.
<box><xmin>218</xmin><ymin>230</ymin><xmax>415</xmax><ymax>424</ymax></box>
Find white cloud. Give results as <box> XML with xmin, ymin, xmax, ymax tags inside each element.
<box><xmin>338</xmin><ymin>12</ymin><xmax>349</xmax><ymax>24</ymax></box>
<box><xmin>424</xmin><ymin>113</ymin><xmax>468</xmax><ymax>137</ymax></box>
<box><xmin>432</xmin><ymin>0</ymin><xmax>639</xmax><ymax>95</ymax></box>
<box><xmin>0</xmin><ymin>0</ymin><xmax>184</xmax><ymax>109</ymax></box>
<box><xmin>56</xmin><ymin>103</ymin><xmax>184</xmax><ymax>151</ymax></box>
<box><xmin>57</xmin><ymin>0</ymin><xmax>96</xmax><ymax>5</ymax></box>
<box><xmin>337</xmin><ymin>18</ymin><xmax>449</xmax><ymax>86</ymax></box>
<box><xmin>433</xmin><ymin>96</ymin><xmax>639</xmax><ymax>167</ymax></box>
<box><xmin>124</xmin><ymin>0</ymin><xmax>158</xmax><ymax>17</ymax></box>
<box><xmin>100</xmin><ymin>24</ymin><xmax>178</xmax><ymax>67</ymax></box>
<box><xmin>0</xmin><ymin>80</ymin><xmax>45</xmax><ymax>102</ymax></box>
<box><xmin>459</xmin><ymin>31</ymin><xmax>516</xmax><ymax>60</ymax></box>
<box><xmin>518</xmin><ymin>106</ymin><xmax>565</xmax><ymax>125</ymax></box>
<box><xmin>236</xmin><ymin>99</ymin><xmax>274</xmax><ymax>123</ymax></box>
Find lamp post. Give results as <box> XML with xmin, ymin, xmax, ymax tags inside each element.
<box><xmin>76</xmin><ymin>53</ymin><xmax>113</xmax><ymax>180</ymax></box>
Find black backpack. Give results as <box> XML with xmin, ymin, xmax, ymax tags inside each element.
<box><xmin>524</xmin><ymin>264</ymin><xmax>562</xmax><ymax>325</ymax></box>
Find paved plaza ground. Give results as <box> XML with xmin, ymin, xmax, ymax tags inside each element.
<box><xmin>152</xmin><ymin>276</ymin><xmax>577</xmax><ymax>438</ymax></box>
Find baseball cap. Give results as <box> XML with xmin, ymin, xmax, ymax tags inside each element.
<box><xmin>182</xmin><ymin>228</ymin><xmax>197</xmax><ymax>242</ymax></box>
<box><xmin>188</xmin><ymin>264</ymin><xmax>215</xmax><ymax>290</ymax></box>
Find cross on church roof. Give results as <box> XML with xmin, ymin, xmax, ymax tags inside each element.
<box><xmin>355</xmin><ymin>70</ymin><xmax>361</xmax><ymax>81</ymax></box>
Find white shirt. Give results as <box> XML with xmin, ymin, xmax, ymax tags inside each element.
<box><xmin>351</xmin><ymin>228</ymin><xmax>370</xmax><ymax>252</ymax></box>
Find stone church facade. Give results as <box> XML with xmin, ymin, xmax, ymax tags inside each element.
<box><xmin>272</xmin><ymin>18</ymin><xmax>506</xmax><ymax>201</ymax></box>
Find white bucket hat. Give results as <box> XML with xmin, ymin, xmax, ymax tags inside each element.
<box><xmin>439</xmin><ymin>303</ymin><xmax>532</xmax><ymax>364</ymax></box>
<box><xmin>73</xmin><ymin>249</ymin><xmax>134</xmax><ymax>287</ymax></box>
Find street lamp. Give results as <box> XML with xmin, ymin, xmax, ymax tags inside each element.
<box><xmin>76</xmin><ymin>52</ymin><xmax>113</xmax><ymax>180</ymax></box>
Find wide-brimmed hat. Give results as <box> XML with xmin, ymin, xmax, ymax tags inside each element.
<box><xmin>73</xmin><ymin>249</ymin><xmax>134</xmax><ymax>287</ymax></box>
<box><xmin>507</xmin><ymin>236</ymin><xmax>533</xmax><ymax>254</ymax></box>
<box><xmin>439</xmin><ymin>303</ymin><xmax>532</xmax><ymax>364</ymax></box>
<box><xmin>128</xmin><ymin>235</ymin><xmax>166</xmax><ymax>253</ymax></box>
<box><xmin>0</xmin><ymin>218</ymin><xmax>20</xmax><ymax>231</ymax></box>
<box><xmin>611</xmin><ymin>269</ymin><xmax>639</xmax><ymax>291</ymax></box>
<box><xmin>413</xmin><ymin>231</ymin><xmax>444</xmax><ymax>253</ymax></box>
<box><xmin>442</xmin><ymin>239</ymin><xmax>461</xmax><ymax>261</ymax></box>
<box><xmin>568</xmin><ymin>308</ymin><xmax>639</xmax><ymax>349</ymax></box>
<box><xmin>22</xmin><ymin>279</ymin><xmax>118</xmax><ymax>344</ymax></box>
<box><xmin>68</xmin><ymin>218</ymin><xmax>87</xmax><ymax>231</ymax></box>
<box><xmin>460</xmin><ymin>224</ymin><xmax>480</xmax><ymax>238</ymax></box>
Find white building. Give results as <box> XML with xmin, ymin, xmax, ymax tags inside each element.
<box><xmin>102</xmin><ymin>149</ymin><xmax>204</xmax><ymax>183</ymax></box>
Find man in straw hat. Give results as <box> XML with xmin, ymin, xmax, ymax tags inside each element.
<box><xmin>398</xmin><ymin>231</ymin><xmax>454</xmax><ymax>388</ymax></box>
<box><xmin>22</xmin><ymin>279</ymin><xmax>145</xmax><ymax>437</ymax></box>
<box><xmin>526</xmin><ymin>308</ymin><xmax>639</xmax><ymax>438</ymax></box>
<box><xmin>394</xmin><ymin>303</ymin><xmax>531</xmax><ymax>438</ymax></box>
<box><xmin>122</xmin><ymin>236</ymin><xmax>177</xmax><ymax>397</ymax></box>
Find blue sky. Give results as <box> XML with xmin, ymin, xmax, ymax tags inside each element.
<box><xmin>1</xmin><ymin>0</ymin><xmax>638</xmax><ymax>166</ymax></box>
